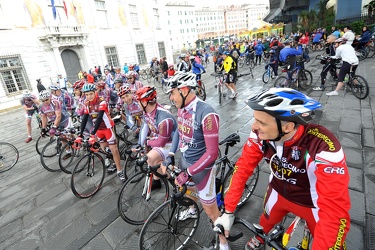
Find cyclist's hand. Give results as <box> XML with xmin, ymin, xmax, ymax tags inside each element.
<box><xmin>214</xmin><ymin>212</ymin><xmax>235</xmax><ymax>238</ymax></box>
<box><xmin>131</xmin><ymin>144</ymin><xmax>142</xmax><ymax>152</ymax></box>
<box><xmin>162</xmin><ymin>155</ymin><xmax>175</xmax><ymax>168</ymax></box>
<box><xmin>49</xmin><ymin>126</ymin><xmax>56</xmax><ymax>136</ymax></box>
<box><xmin>88</xmin><ymin>135</ymin><xmax>96</xmax><ymax>145</ymax></box>
<box><xmin>175</xmin><ymin>170</ymin><xmax>191</xmax><ymax>187</ymax></box>
<box><xmin>73</xmin><ymin>136</ymin><xmax>83</xmax><ymax>149</ymax></box>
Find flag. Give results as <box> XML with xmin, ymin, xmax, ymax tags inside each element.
<box><xmin>51</xmin><ymin>0</ymin><xmax>56</xmax><ymax>20</ymax></box>
<box><xmin>63</xmin><ymin>0</ymin><xmax>68</xmax><ymax>18</ymax></box>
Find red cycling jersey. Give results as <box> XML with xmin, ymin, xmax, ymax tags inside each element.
<box><xmin>225</xmin><ymin>124</ymin><xmax>350</xmax><ymax>250</ymax></box>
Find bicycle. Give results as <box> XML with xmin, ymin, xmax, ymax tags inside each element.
<box><xmin>274</xmin><ymin>60</ymin><xmax>312</xmax><ymax>90</ymax></box>
<box><xmin>317</xmin><ymin>55</ymin><xmax>369</xmax><ymax>99</ymax></box>
<box><xmin>138</xmin><ymin>133</ymin><xmax>259</xmax><ymax>249</ymax></box>
<box><xmin>139</xmin><ymin>68</ymin><xmax>149</xmax><ymax>80</ymax></box>
<box><xmin>35</xmin><ymin>120</ymin><xmax>53</xmax><ymax>155</ymax></box>
<box><xmin>262</xmin><ymin>64</ymin><xmax>276</xmax><ymax>84</ymax></box>
<box><xmin>212</xmin><ymin>214</ymin><xmax>312</xmax><ymax>250</ymax></box>
<box><xmin>153</xmin><ymin>71</ymin><xmax>164</xmax><ymax>88</ymax></box>
<box><xmin>196</xmin><ymin>77</ymin><xmax>207</xmax><ymax>101</ymax></box>
<box><xmin>0</xmin><ymin>142</ymin><xmax>19</xmax><ymax>173</ymax></box>
<box><xmin>70</xmin><ymin>137</ymin><xmax>108</xmax><ymax>198</ymax></box>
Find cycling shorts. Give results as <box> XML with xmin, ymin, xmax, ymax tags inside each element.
<box><xmin>224</xmin><ymin>72</ymin><xmax>237</xmax><ymax>84</ymax></box>
<box><xmin>151</xmin><ymin>142</ymin><xmax>172</xmax><ymax>161</ymax></box>
<box><xmin>96</xmin><ymin>128</ymin><xmax>117</xmax><ymax>145</ymax></box>
<box><xmin>25</xmin><ymin>110</ymin><xmax>35</xmax><ymax>118</ymax></box>
<box><xmin>180</xmin><ymin>156</ymin><xmax>217</xmax><ymax>205</ymax></box>
<box><xmin>338</xmin><ymin>61</ymin><xmax>358</xmax><ymax>82</ymax></box>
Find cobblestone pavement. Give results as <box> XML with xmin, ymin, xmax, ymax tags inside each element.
<box><xmin>0</xmin><ymin>52</ymin><xmax>374</xmax><ymax>249</ymax></box>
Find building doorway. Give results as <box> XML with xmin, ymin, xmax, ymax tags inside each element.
<box><xmin>61</xmin><ymin>49</ymin><xmax>81</xmax><ymax>83</ymax></box>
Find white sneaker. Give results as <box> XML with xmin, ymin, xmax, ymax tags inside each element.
<box><xmin>326</xmin><ymin>91</ymin><xmax>338</xmax><ymax>96</ymax></box>
<box><xmin>178</xmin><ymin>209</ymin><xmax>198</xmax><ymax>221</ymax></box>
<box><xmin>105</xmin><ymin>158</ymin><xmax>111</xmax><ymax>167</ymax></box>
<box><xmin>229</xmin><ymin>93</ymin><xmax>235</xmax><ymax>99</ymax></box>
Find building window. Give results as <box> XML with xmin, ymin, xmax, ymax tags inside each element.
<box><xmin>158</xmin><ymin>42</ymin><xmax>166</xmax><ymax>58</ymax></box>
<box><xmin>95</xmin><ymin>0</ymin><xmax>109</xmax><ymax>28</ymax></box>
<box><xmin>129</xmin><ymin>4</ymin><xmax>139</xmax><ymax>28</ymax></box>
<box><xmin>136</xmin><ymin>44</ymin><xmax>147</xmax><ymax>65</ymax></box>
<box><xmin>0</xmin><ymin>55</ymin><xmax>30</xmax><ymax>95</ymax></box>
<box><xmin>153</xmin><ymin>8</ymin><xmax>160</xmax><ymax>29</ymax></box>
<box><xmin>105</xmin><ymin>47</ymin><xmax>119</xmax><ymax>67</ymax></box>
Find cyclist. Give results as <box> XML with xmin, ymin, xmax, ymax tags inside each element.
<box><xmin>78</xmin><ymin>83</ymin><xmax>125</xmax><ymax>181</ymax></box>
<box><xmin>314</xmin><ymin>35</ymin><xmax>337</xmax><ymax>91</ymax></box>
<box><xmin>21</xmin><ymin>90</ymin><xmax>40</xmax><ymax>143</ymax></box>
<box><xmin>342</xmin><ymin>26</ymin><xmax>355</xmax><ymax>45</ymax></box>
<box><xmin>214</xmin><ymin>88</ymin><xmax>350</xmax><ymax>250</ymax></box>
<box><xmin>279</xmin><ymin>41</ymin><xmax>303</xmax><ymax>86</ymax></box>
<box><xmin>164</xmin><ymin>72</ymin><xmax>228</xmax><ymax>249</ymax></box>
<box><xmin>39</xmin><ymin>90</ymin><xmax>72</xmax><ymax>138</ymax></box>
<box><xmin>354</xmin><ymin>26</ymin><xmax>372</xmax><ymax>50</ymax></box>
<box><xmin>326</xmin><ymin>37</ymin><xmax>359</xmax><ymax>96</ymax></box>
<box><xmin>50</xmin><ymin>85</ymin><xmax>75</xmax><ymax>114</ymax></box>
<box><xmin>150</xmin><ymin>57</ymin><xmax>160</xmax><ymax>77</ymax></box>
<box><xmin>135</xmin><ymin>86</ymin><xmax>177</xmax><ymax>189</ymax></box>
<box><xmin>221</xmin><ymin>51</ymin><xmax>238</xmax><ymax>99</ymax></box>
<box><xmin>176</xmin><ymin>54</ymin><xmax>190</xmax><ymax>72</ymax></box>
<box><xmin>117</xmin><ymin>85</ymin><xmax>143</xmax><ymax>133</ymax></box>
<box><xmin>73</xmin><ymin>80</ymin><xmax>93</xmax><ymax>133</ymax></box>
<box><xmin>126</xmin><ymin>71</ymin><xmax>143</xmax><ymax>92</ymax></box>
<box><xmin>189</xmin><ymin>56</ymin><xmax>206</xmax><ymax>83</ymax></box>
<box><xmin>264</xmin><ymin>49</ymin><xmax>278</xmax><ymax>78</ymax></box>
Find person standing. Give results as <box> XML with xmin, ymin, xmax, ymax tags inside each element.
<box><xmin>21</xmin><ymin>90</ymin><xmax>39</xmax><ymax>143</ymax></box>
<box><xmin>57</xmin><ymin>74</ymin><xmax>67</xmax><ymax>90</ymax></box>
<box><xmin>160</xmin><ymin>57</ymin><xmax>169</xmax><ymax>79</ymax></box>
<box><xmin>36</xmin><ymin>78</ymin><xmax>46</xmax><ymax>93</ymax></box>
<box><xmin>220</xmin><ymin>51</ymin><xmax>238</xmax><ymax>99</ymax></box>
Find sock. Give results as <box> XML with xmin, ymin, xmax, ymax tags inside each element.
<box><xmin>117</xmin><ymin>171</ymin><xmax>121</xmax><ymax>174</ymax></box>
<box><xmin>231</xmin><ymin>89</ymin><xmax>235</xmax><ymax>94</ymax></box>
<box><xmin>220</xmin><ymin>243</ymin><xmax>229</xmax><ymax>250</ymax></box>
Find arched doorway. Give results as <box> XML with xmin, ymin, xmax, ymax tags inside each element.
<box><xmin>61</xmin><ymin>49</ymin><xmax>81</xmax><ymax>83</ymax></box>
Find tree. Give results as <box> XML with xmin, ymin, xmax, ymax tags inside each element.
<box><xmin>298</xmin><ymin>10</ymin><xmax>317</xmax><ymax>32</ymax></box>
<box><xmin>364</xmin><ymin>0</ymin><xmax>375</xmax><ymax>16</ymax></box>
<box><xmin>316</xmin><ymin>0</ymin><xmax>329</xmax><ymax>27</ymax></box>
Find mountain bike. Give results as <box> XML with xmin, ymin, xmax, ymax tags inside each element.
<box><xmin>138</xmin><ymin>133</ymin><xmax>259</xmax><ymax>249</ymax></box>
<box><xmin>262</xmin><ymin>64</ymin><xmax>276</xmax><ymax>84</ymax></box>
<box><xmin>0</xmin><ymin>142</ymin><xmax>19</xmax><ymax>173</ymax></box>
<box><xmin>212</xmin><ymin>214</ymin><xmax>312</xmax><ymax>250</ymax></box>
<box><xmin>274</xmin><ymin>60</ymin><xmax>312</xmax><ymax>90</ymax></box>
<box><xmin>139</xmin><ymin>68</ymin><xmax>149</xmax><ymax>80</ymax></box>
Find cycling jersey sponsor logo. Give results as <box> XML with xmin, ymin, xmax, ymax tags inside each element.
<box><xmin>307</xmin><ymin>128</ymin><xmax>336</xmax><ymax>151</ymax></box>
<box><xmin>324</xmin><ymin>167</ymin><xmax>345</xmax><ymax>174</ymax></box>
<box><xmin>270</xmin><ymin>156</ymin><xmax>306</xmax><ymax>185</ymax></box>
<box><xmin>329</xmin><ymin>219</ymin><xmax>347</xmax><ymax>250</ymax></box>
<box><xmin>206</xmin><ymin>115</ymin><xmax>212</xmax><ymax>130</ymax></box>
<box><xmin>291</xmin><ymin>146</ymin><xmax>301</xmax><ymax>160</ymax></box>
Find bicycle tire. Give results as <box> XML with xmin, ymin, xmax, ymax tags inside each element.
<box><xmin>249</xmin><ymin>60</ymin><xmax>255</xmax><ymax>69</ymax></box>
<box><xmin>40</xmin><ymin>138</ymin><xmax>62</xmax><ymax>172</ymax></box>
<box><xmin>274</xmin><ymin>76</ymin><xmax>288</xmax><ymax>87</ymax></box>
<box><xmin>356</xmin><ymin>49</ymin><xmax>367</xmax><ymax>61</ymax></box>
<box><xmin>71</xmin><ymin>153</ymin><xmax>105</xmax><ymax>198</ymax></box>
<box><xmin>365</xmin><ymin>45</ymin><xmax>375</xmax><ymax>58</ymax></box>
<box><xmin>59</xmin><ymin>143</ymin><xmax>82</xmax><ymax>174</ymax></box>
<box><xmin>123</xmin><ymin>152</ymin><xmax>147</xmax><ymax>180</ymax></box>
<box><xmin>196</xmin><ymin>85</ymin><xmax>206</xmax><ymax>101</ymax></box>
<box><xmin>297</xmin><ymin>70</ymin><xmax>313</xmax><ymax>90</ymax></box>
<box><xmin>153</xmin><ymin>73</ymin><xmax>163</xmax><ymax>88</ymax></box>
<box><xmin>162</xmin><ymin>81</ymin><xmax>169</xmax><ymax>94</ymax></box>
<box><xmin>238</xmin><ymin>58</ymin><xmax>245</xmax><ymax>68</ymax></box>
<box><xmin>147</xmin><ymin>73</ymin><xmax>152</xmax><ymax>83</ymax></box>
<box><xmin>201</xmin><ymin>60</ymin><xmax>207</xmax><ymax>68</ymax></box>
<box><xmin>262</xmin><ymin>71</ymin><xmax>270</xmax><ymax>84</ymax></box>
<box><xmin>118</xmin><ymin>171</ymin><xmax>169</xmax><ymax>225</ymax></box>
<box><xmin>141</xmin><ymin>70</ymin><xmax>148</xmax><ymax>80</ymax></box>
<box><xmin>139</xmin><ymin>197</ymin><xmax>200</xmax><ymax>250</ymax></box>
<box><xmin>351</xmin><ymin>75</ymin><xmax>369</xmax><ymax>99</ymax></box>
<box><xmin>218</xmin><ymin>82</ymin><xmax>222</xmax><ymax>104</ymax></box>
<box><xmin>0</xmin><ymin>142</ymin><xmax>19</xmax><ymax>173</ymax></box>
<box><xmin>35</xmin><ymin>134</ymin><xmax>51</xmax><ymax>155</ymax></box>
<box><xmin>222</xmin><ymin>165</ymin><xmax>259</xmax><ymax>208</ymax></box>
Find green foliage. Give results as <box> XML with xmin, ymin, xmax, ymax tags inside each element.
<box><xmin>351</xmin><ymin>20</ymin><xmax>365</xmax><ymax>34</ymax></box>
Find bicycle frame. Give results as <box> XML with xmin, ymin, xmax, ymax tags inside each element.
<box><xmin>281</xmin><ymin>216</ymin><xmax>311</xmax><ymax>250</ymax></box>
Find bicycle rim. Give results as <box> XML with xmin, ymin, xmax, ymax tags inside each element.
<box><xmin>0</xmin><ymin>142</ymin><xmax>19</xmax><ymax>173</ymax></box>
<box><xmin>40</xmin><ymin>138</ymin><xmax>62</xmax><ymax>172</ymax></box>
<box><xmin>118</xmin><ymin>172</ymin><xmax>168</xmax><ymax>225</ymax></box>
<box><xmin>36</xmin><ymin>135</ymin><xmax>51</xmax><ymax>155</ymax></box>
<box><xmin>162</xmin><ymin>81</ymin><xmax>169</xmax><ymax>94</ymax></box>
<box><xmin>262</xmin><ymin>71</ymin><xmax>270</xmax><ymax>84</ymax></box>
<box><xmin>124</xmin><ymin>153</ymin><xmax>146</xmax><ymax>180</ymax></box>
<box><xmin>139</xmin><ymin>198</ymin><xmax>200</xmax><ymax>250</ymax></box>
<box><xmin>274</xmin><ymin>76</ymin><xmax>288</xmax><ymax>88</ymax></box>
<box><xmin>298</xmin><ymin>70</ymin><xmax>313</xmax><ymax>90</ymax></box>
<box><xmin>154</xmin><ymin>75</ymin><xmax>162</xmax><ymax>88</ymax></box>
<box><xmin>71</xmin><ymin>153</ymin><xmax>105</xmax><ymax>198</ymax></box>
<box><xmin>218</xmin><ymin>83</ymin><xmax>222</xmax><ymax>104</ymax></box>
<box><xmin>196</xmin><ymin>86</ymin><xmax>206</xmax><ymax>101</ymax></box>
<box><xmin>59</xmin><ymin>143</ymin><xmax>82</xmax><ymax>174</ymax></box>
<box><xmin>351</xmin><ymin>75</ymin><xmax>369</xmax><ymax>99</ymax></box>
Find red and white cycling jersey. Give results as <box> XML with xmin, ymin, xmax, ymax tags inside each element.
<box><xmin>225</xmin><ymin>124</ymin><xmax>350</xmax><ymax>250</ymax></box>
<box><xmin>83</xmin><ymin>97</ymin><xmax>113</xmax><ymax>130</ymax></box>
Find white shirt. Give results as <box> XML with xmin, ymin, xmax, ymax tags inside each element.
<box><xmin>332</xmin><ymin>44</ymin><xmax>359</xmax><ymax>65</ymax></box>
<box><xmin>342</xmin><ymin>30</ymin><xmax>355</xmax><ymax>45</ymax></box>
<box><xmin>57</xmin><ymin>77</ymin><xmax>66</xmax><ymax>89</ymax></box>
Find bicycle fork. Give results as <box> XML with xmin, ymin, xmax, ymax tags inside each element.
<box><xmin>142</xmin><ymin>172</ymin><xmax>153</xmax><ymax>201</ymax></box>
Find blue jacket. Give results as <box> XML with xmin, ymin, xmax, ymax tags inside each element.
<box><xmin>313</xmin><ymin>33</ymin><xmax>322</xmax><ymax>42</ymax></box>
<box><xmin>254</xmin><ymin>44</ymin><xmax>265</xmax><ymax>55</ymax></box>
<box><xmin>279</xmin><ymin>46</ymin><xmax>303</xmax><ymax>62</ymax></box>
<box><xmin>191</xmin><ymin>61</ymin><xmax>205</xmax><ymax>74</ymax></box>
<box><xmin>360</xmin><ymin>30</ymin><xmax>372</xmax><ymax>43</ymax></box>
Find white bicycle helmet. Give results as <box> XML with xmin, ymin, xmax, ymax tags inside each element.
<box><xmin>166</xmin><ymin>72</ymin><xmax>196</xmax><ymax>93</ymax></box>
<box><xmin>49</xmin><ymin>85</ymin><xmax>61</xmax><ymax>91</ymax></box>
<box><xmin>39</xmin><ymin>90</ymin><xmax>51</xmax><ymax>101</ymax></box>
<box><xmin>23</xmin><ymin>90</ymin><xmax>31</xmax><ymax>98</ymax></box>
<box><xmin>245</xmin><ymin>88</ymin><xmax>321</xmax><ymax>125</ymax></box>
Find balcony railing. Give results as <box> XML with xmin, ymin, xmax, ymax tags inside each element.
<box><xmin>40</xmin><ymin>25</ymin><xmax>88</xmax><ymax>37</ymax></box>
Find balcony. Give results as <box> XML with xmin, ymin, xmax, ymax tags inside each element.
<box><xmin>38</xmin><ymin>25</ymin><xmax>89</xmax><ymax>47</ymax></box>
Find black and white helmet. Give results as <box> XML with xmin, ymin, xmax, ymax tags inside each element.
<box><xmin>23</xmin><ymin>90</ymin><xmax>31</xmax><ymax>98</ymax></box>
<box><xmin>39</xmin><ymin>90</ymin><xmax>51</xmax><ymax>101</ymax></box>
<box><xmin>166</xmin><ymin>72</ymin><xmax>196</xmax><ymax>93</ymax></box>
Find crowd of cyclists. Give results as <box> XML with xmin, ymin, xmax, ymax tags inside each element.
<box><xmin>16</xmin><ymin>22</ymin><xmax>372</xmax><ymax>249</ymax></box>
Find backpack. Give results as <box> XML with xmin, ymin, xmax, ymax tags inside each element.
<box><xmin>228</xmin><ymin>55</ymin><xmax>237</xmax><ymax>70</ymax></box>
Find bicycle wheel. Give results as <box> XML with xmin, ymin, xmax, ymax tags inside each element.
<box><xmin>222</xmin><ymin>165</ymin><xmax>259</xmax><ymax>208</ymax></box>
<box><xmin>147</xmin><ymin>73</ymin><xmax>152</xmax><ymax>83</ymax></box>
<box><xmin>262</xmin><ymin>71</ymin><xmax>271</xmax><ymax>84</ymax></box>
<box><xmin>162</xmin><ymin>81</ymin><xmax>169</xmax><ymax>94</ymax></box>
<box><xmin>141</xmin><ymin>70</ymin><xmax>148</xmax><ymax>80</ymax></box>
<box><xmin>124</xmin><ymin>152</ymin><xmax>147</xmax><ymax>180</ymax></box>
<box><xmin>218</xmin><ymin>82</ymin><xmax>222</xmax><ymax>104</ymax></box>
<box><xmin>35</xmin><ymin>134</ymin><xmax>51</xmax><ymax>155</ymax></box>
<box><xmin>249</xmin><ymin>60</ymin><xmax>255</xmax><ymax>69</ymax></box>
<box><xmin>297</xmin><ymin>70</ymin><xmax>313</xmax><ymax>90</ymax></box>
<box><xmin>215</xmin><ymin>74</ymin><xmax>222</xmax><ymax>83</ymax></box>
<box><xmin>351</xmin><ymin>75</ymin><xmax>369</xmax><ymax>99</ymax></box>
<box><xmin>40</xmin><ymin>138</ymin><xmax>62</xmax><ymax>172</ymax></box>
<box><xmin>154</xmin><ymin>73</ymin><xmax>163</xmax><ymax>88</ymax></box>
<box><xmin>118</xmin><ymin>172</ymin><xmax>169</xmax><ymax>225</ymax></box>
<box><xmin>274</xmin><ymin>76</ymin><xmax>288</xmax><ymax>87</ymax></box>
<box><xmin>71</xmin><ymin>153</ymin><xmax>105</xmax><ymax>198</ymax></box>
<box><xmin>59</xmin><ymin>143</ymin><xmax>82</xmax><ymax>174</ymax></box>
<box><xmin>238</xmin><ymin>58</ymin><xmax>244</xmax><ymax>68</ymax></box>
<box><xmin>139</xmin><ymin>197</ymin><xmax>200</xmax><ymax>250</ymax></box>
<box><xmin>201</xmin><ymin>60</ymin><xmax>207</xmax><ymax>68</ymax></box>
<box><xmin>356</xmin><ymin>49</ymin><xmax>367</xmax><ymax>61</ymax></box>
<box><xmin>0</xmin><ymin>142</ymin><xmax>19</xmax><ymax>173</ymax></box>
<box><xmin>365</xmin><ymin>45</ymin><xmax>375</xmax><ymax>58</ymax></box>
<box><xmin>196</xmin><ymin>85</ymin><xmax>206</xmax><ymax>101</ymax></box>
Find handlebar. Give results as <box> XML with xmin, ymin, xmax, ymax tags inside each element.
<box><xmin>214</xmin><ymin>217</ymin><xmax>286</xmax><ymax>250</ymax></box>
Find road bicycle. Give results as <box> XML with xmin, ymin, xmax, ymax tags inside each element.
<box><xmin>317</xmin><ymin>56</ymin><xmax>369</xmax><ymax>99</ymax></box>
<box><xmin>212</xmin><ymin>214</ymin><xmax>312</xmax><ymax>250</ymax></box>
<box><xmin>138</xmin><ymin>133</ymin><xmax>259</xmax><ymax>249</ymax></box>
<box><xmin>274</xmin><ymin>60</ymin><xmax>312</xmax><ymax>90</ymax></box>
<box><xmin>35</xmin><ymin>120</ymin><xmax>53</xmax><ymax>155</ymax></box>
<box><xmin>262</xmin><ymin>64</ymin><xmax>276</xmax><ymax>84</ymax></box>
<box><xmin>0</xmin><ymin>142</ymin><xmax>19</xmax><ymax>173</ymax></box>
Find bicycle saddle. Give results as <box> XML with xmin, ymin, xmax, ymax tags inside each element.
<box><xmin>219</xmin><ymin>133</ymin><xmax>240</xmax><ymax>147</ymax></box>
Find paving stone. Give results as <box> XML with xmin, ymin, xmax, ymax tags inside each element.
<box><xmin>345</xmin><ymin>222</ymin><xmax>364</xmax><ymax>250</ymax></box>
<box><xmin>102</xmin><ymin>217</ymin><xmax>137</xmax><ymax>248</ymax></box>
<box><xmin>348</xmin><ymin>167</ymin><xmax>363</xmax><ymax>192</ymax></box>
<box><xmin>35</xmin><ymin>182</ymin><xmax>67</xmax><ymax>207</ymax></box>
<box><xmin>342</xmin><ymin>146</ymin><xmax>363</xmax><ymax>169</ymax></box>
<box><xmin>339</xmin><ymin>110</ymin><xmax>362</xmax><ymax>133</ymax></box>
<box><xmin>338</xmin><ymin>132</ymin><xmax>362</xmax><ymax>149</ymax></box>
<box><xmin>82</xmin><ymin>233</ymin><xmax>112</xmax><ymax>250</ymax></box>
<box><xmin>367</xmin><ymin>214</ymin><xmax>375</xmax><ymax>250</ymax></box>
<box><xmin>364</xmin><ymin>173</ymin><xmax>375</xmax><ymax>215</ymax></box>
<box><xmin>5</xmin><ymin>233</ymin><xmax>42</xmax><ymax>250</ymax></box>
<box><xmin>361</xmin><ymin>108</ymin><xmax>374</xmax><ymax>129</ymax></box>
<box><xmin>349</xmin><ymin>189</ymin><xmax>365</xmax><ymax>226</ymax></box>
<box><xmin>0</xmin><ymin>219</ymin><xmax>22</xmax><ymax>244</ymax></box>
<box><xmin>363</xmin><ymin>128</ymin><xmax>375</xmax><ymax>148</ymax></box>
<box><xmin>87</xmin><ymin>193</ymin><xmax>118</xmax><ymax>224</ymax></box>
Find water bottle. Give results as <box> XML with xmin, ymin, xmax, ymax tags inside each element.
<box><xmin>344</xmin><ymin>76</ymin><xmax>349</xmax><ymax>83</ymax></box>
